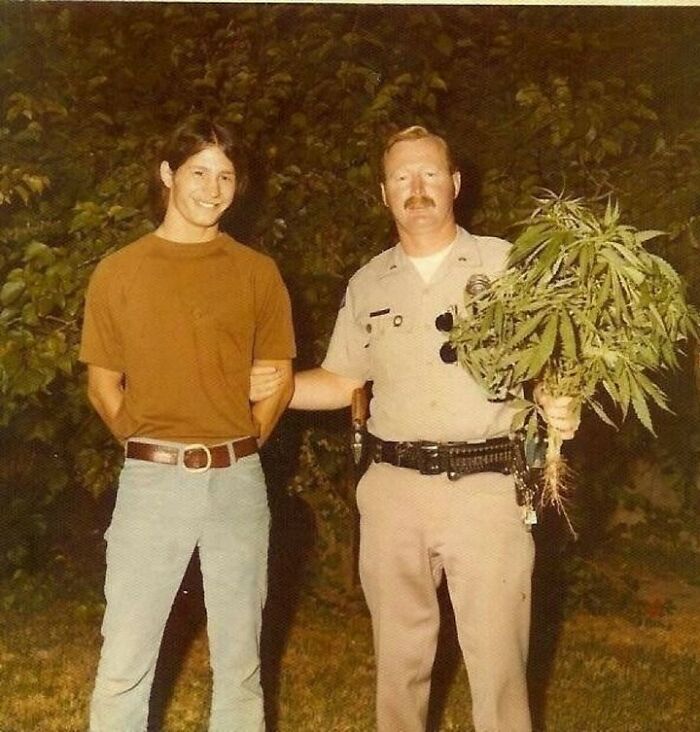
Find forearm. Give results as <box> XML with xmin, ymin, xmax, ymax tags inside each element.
<box><xmin>251</xmin><ymin>360</ymin><xmax>293</xmax><ymax>446</ymax></box>
<box><xmin>289</xmin><ymin>367</ymin><xmax>364</xmax><ymax>410</ymax></box>
<box><xmin>86</xmin><ymin>367</ymin><xmax>127</xmax><ymax>441</ymax></box>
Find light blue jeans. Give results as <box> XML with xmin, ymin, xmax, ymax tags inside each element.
<box><xmin>90</xmin><ymin>440</ymin><xmax>270</xmax><ymax>732</ymax></box>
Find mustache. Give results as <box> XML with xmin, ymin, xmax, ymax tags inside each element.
<box><xmin>404</xmin><ymin>195</ymin><xmax>435</xmax><ymax>210</ymax></box>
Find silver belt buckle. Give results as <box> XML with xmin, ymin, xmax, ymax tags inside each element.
<box><xmin>183</xmin><ymin>443</ymin><xmax>212</xmax><ymax>473</ymax></box>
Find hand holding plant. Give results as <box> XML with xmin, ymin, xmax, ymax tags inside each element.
<box><xmin>449</xmin><ymin>193</ymin><xmax>699</xmax><ymax>508</ymax></box>
<box><xmin>534</xmin><ymin>386</ymin><xmax>581</xmax><ymax>441</ymax></box>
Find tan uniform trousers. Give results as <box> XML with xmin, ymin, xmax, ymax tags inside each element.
<box><xmin>357</xmin><ymin>461</ymin><xmax>534</xmax><ymax>732</ymax></box>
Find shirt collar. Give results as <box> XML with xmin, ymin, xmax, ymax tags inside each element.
<box><xmin>378</xmin><ymin>226</ymin><xmax>482</xmax><ymax>279</ymax></box>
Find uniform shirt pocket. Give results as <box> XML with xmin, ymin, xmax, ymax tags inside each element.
<box><xmin>366</xmin><ymin>310</ymin><xmax>415</xmax><ymax>383</ymax></box>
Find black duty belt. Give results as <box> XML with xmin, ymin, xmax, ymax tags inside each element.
<box><xmin>372</xmin><ymin>436</ymin><xmax>515</xmax><ymax>481</ymax></box>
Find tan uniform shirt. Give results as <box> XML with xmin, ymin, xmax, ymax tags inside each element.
<box><xmin>323</xmin><ymin>227</ymin><xmax>517</xmax><ymax>442</ymax></box>
<box><xmin>79</xmin><ymin>232</ymin><xmax>296</xmax><ymax>443</ymax></box>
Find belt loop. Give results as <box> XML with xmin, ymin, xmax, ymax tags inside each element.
<box><xmin>227</xmin><ymin>440</ymin><xmax>236</xmax><ymax>464</ymax></box>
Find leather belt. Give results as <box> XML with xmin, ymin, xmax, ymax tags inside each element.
<box><xmin>373</xmin><ymin>436</ymin><xmax>514</xmax><ymax>481</ymax></box>
<box><xmin>126</xmin><ymin>437</ymin><xmax>258</xmax><ymax>473</ymax></box>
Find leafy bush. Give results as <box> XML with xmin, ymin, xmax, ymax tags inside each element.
<box><xmin>0</xmin><ymin>438</ymin><xmax>67</xmax><ymax>574</ymax></box>
<box><xmin>1</xmin><ymin>5</ymin><xmax>698</xmax><ymax>591</ymax></box>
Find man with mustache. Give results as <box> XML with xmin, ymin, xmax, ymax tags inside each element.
<box><xmin>254</xmin><ymin>125</ymin><xmax>577</xmax><ymax>731</ymax></box>
<box><xmin>80</xmin><ymin>116</ymin><xmax>295</xmax><ymax>731</ymax></box>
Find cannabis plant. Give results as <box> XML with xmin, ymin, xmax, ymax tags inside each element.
<box><xmin>449</xmin><ymin>193</ymin><xmax>699</xmax><ymax>504</ymax></box>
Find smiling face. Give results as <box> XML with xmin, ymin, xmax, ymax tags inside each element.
<box><xmin>380</xmin><ymin>136</ymin><xmax>461</xmax><ymax>247</ymax></box>
<box><xmin>159</xmin><ymin>144</ymin><xmax>236</xmax><ymax>242</ymax></box>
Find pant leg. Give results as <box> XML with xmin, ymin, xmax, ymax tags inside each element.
<box><xmin>199</xmin><ymin>453</ymin><xmax>270</xmax><ymax>732</ymax></box>
<box><xmin>357</xmin><ymin>462</ymin><xmax>444</xmax><ymax>732</ymax></box>
<box><xmin>442</xmin><ymin>472</ymin><xmax>534</xmax><ymax>732</ymax></box>
<box><xmin>90</xmin><ymin>459</ymin><xmax>202</xmax><ymax>732</ymax></box>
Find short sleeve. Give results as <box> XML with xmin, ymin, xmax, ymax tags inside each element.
<box><xmin>322</xmin><ymin>284</ymin><xmax>370</xmax><ymax>381</ymax></box>
<box><xmin>79</xmin><ymin>260</ymin><xmax>126</xmax><ymax>372</ymax></box>
<box><xmin>253</xmin><ymin>259</ymin><xmax>297</xmax><ymax>359</ymax></box>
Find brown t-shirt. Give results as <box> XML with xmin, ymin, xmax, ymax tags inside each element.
<box><xmin>79</xmin><ymin>232</ymin><xmax>296</xmax><ymax>443</ymax></box>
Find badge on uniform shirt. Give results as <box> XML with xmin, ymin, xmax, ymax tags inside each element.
<box><xmin>466</xmin><ymin>274</ymin><xmax>491</xmax><ymax>296</ymax></box>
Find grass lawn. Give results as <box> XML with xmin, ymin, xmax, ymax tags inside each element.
<box><xmin>0</xmin><ymin>545</ymin><xmax>698</xmax><ymax>732</ymax></box>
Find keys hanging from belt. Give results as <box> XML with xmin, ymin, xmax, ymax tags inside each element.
<box><xmin>513</xmin><ymin>433</ymin><xmax>546</xmax><ymax>528</ymax></box>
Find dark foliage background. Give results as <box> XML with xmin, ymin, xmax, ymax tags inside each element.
<box><xmin>1</xmin><ymin>4</ymin><xmax>698</xmax><ymax>597</ymax></box>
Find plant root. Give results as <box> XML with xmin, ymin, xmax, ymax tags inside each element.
<box><xmin>541</xmin><ymin>430</ymin><xmax>578</xmax><ymax>539</ymax></box>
